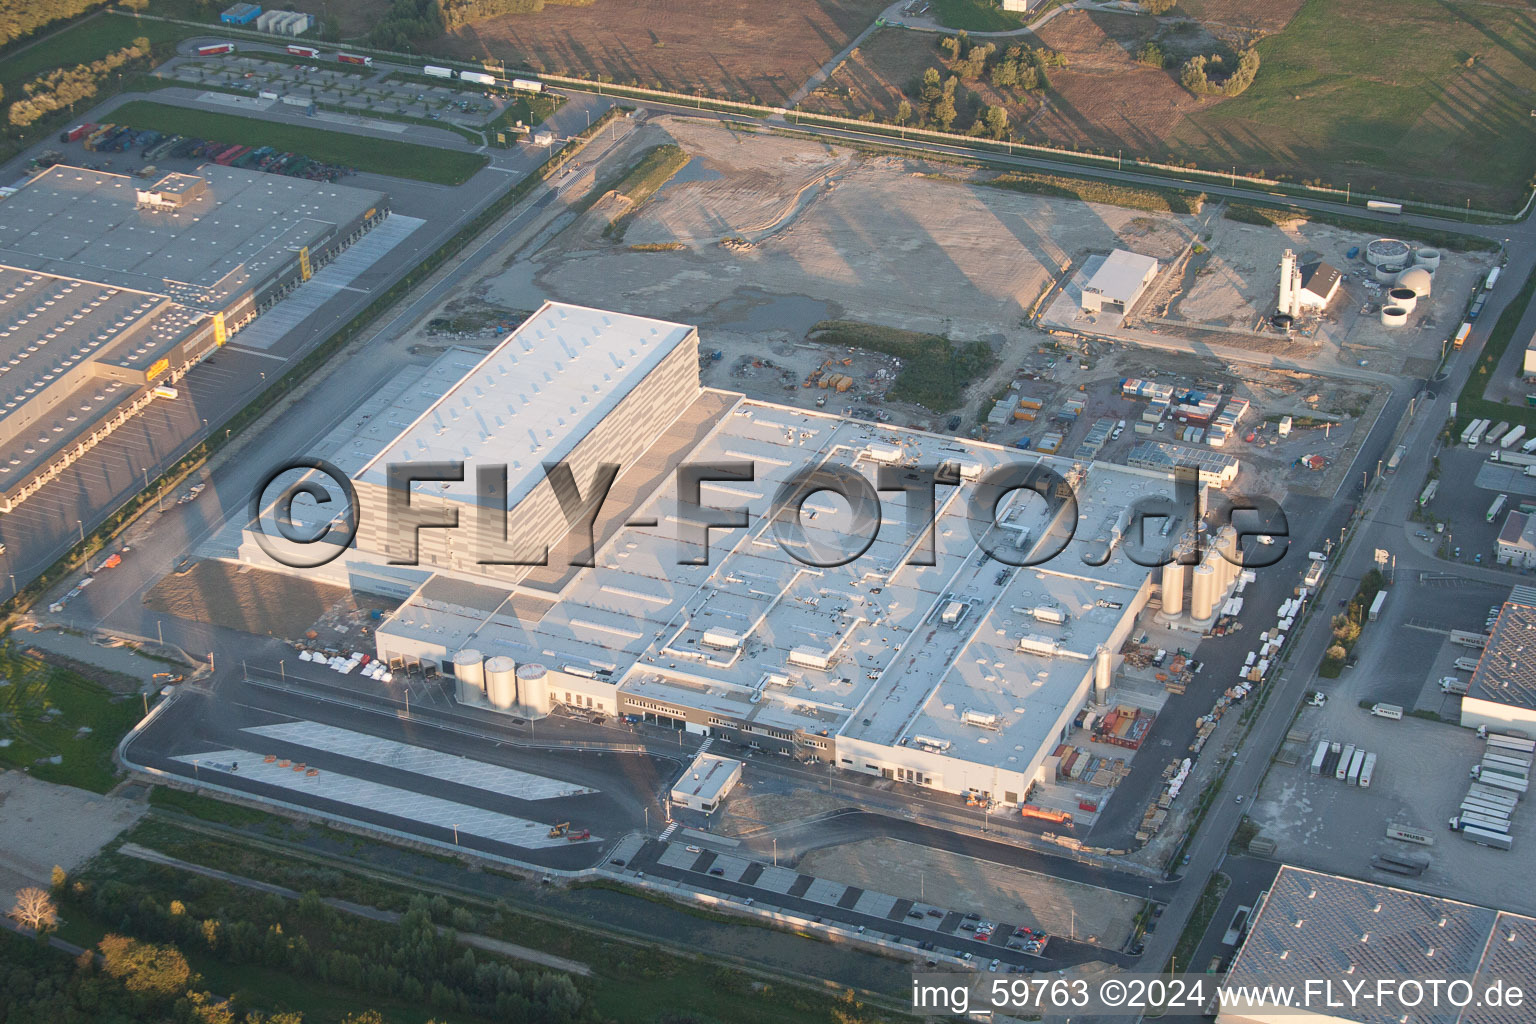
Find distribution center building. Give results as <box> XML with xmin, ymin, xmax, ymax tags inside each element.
<box><xmin>1080</xmin><ymin>249</ymin><xmax>1159</xmax><ymax>315</ymax></box>
<box><xmin>0</xmin><ymin>164</ymin><xmax>387</xmax><ymax>512</ymax></box>
<box><xmin>1461</xmin><ymin>585</ymin><xmax>1536</xmax><ymax>735</ymax></box>
<box><xmin>237</xmin><ymin>301</ymin><xmax>1232</xmax><ymax>808</ymax></box>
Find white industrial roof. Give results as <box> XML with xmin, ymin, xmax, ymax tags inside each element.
<box><xmin>1083</xmin><ymin>249</ymin><xmax>1158</xmax><ymax>303</ymax></box>
<box><xmin>355</xmin><ymin>301</ymin><xmax>695</xmax><ymax>508</ymax></box>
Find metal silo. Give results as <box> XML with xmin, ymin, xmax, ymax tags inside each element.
<box><xmin>452</xmin><ymin>649</ymin><xmax>484</xmax><ymax>704</ymax></box>
<box><xmin>1162</xmin><ymin>560</ymin><xmax>1187</xmax><ymax>616</ymax></box>
<box><xmin>516</xmin><ymin>662</ymin><xmax>549</xmax><ymax>714</ymax></box>
<box><xmin>485</xmin><ymin>656</ymin><xmax>518</xmax><ymax>709</ymax></box>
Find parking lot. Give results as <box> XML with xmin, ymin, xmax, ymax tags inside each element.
<box><xmin>1248</xmin><ymin>575</ymin><xmax>1536</xmax><ymax>914</ymax></box>
<box><xmin>155</xmin><ymin>55</ymin><xmax>513</xmax><ymax>130</ymax></box>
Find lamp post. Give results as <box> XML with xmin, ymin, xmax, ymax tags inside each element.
<box><xmin>452</xmin><ymin>823</ymin><xmax>460</xmax><ymax>845</ymax></box>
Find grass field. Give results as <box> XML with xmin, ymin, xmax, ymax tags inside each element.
<box><xmin>929</xmin><ymin>0</ymin><xmax>1026</xmax><ymax>32</ymax></box>
<box><xmin>436</xmin><ymin>0</ymin><xmax>890</xmax><ymax>106</ymax></box>
<box><xmin>807</xmin><ymin>320</ymin><xmax>996</xmax><ymax>412</ymax></box>
<box><xmin>1168</xmin><ymin>0</ymin><xmax>1536</xmax><ymax>208</ymax></box>
<box><xmin>0</xmin><ymin>13</ymin><xmax>192</xmax><ymax>97</ymax></box>
<box><xmin>0</xmin><ymin>645</ymin><xmax>139</xmax><ymax>792</ymax></box>
<box><xmin>107</xmin><ymin>100</ymin><xmax>488</xmax><ymax>184</ymax></box>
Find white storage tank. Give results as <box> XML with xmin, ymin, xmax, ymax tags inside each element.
<box><xmin>1386</xmin><ymin>287</ymin><xmax>1417</xmax><ymax>313</ymax></box>
<box><xmin>1191</xmin><ymin>563</ymin><xmax>1218</xmax><ymax>621</ymax></box>
<box><xmin>1162</xmin><ymin>560</ymin><xmax>1187</xmax><ymax>615</ymax></box>
<box><xmin>485</xmin><ymin>656</ymin><xmax>518</xmax><ymax>709</ymax></box>
<box><xmin>1381</xmin><ymin>306</ymin><xmax>1409</xmax><ymax>327</ymax></box>
<box><xmin>452</xmin><ymin>649</ymin><xmax>485</xmax><ymax>704</ymax></box>
<box><xmin>516</xmin><ymin>662</ymin><xmax>549</xmax><ymax>714</ymax></box>
<box><xmin>1374</xmin><ymin>263</ymin><xmax>1403</xmax><ymax>284</ymax></box>
<box><xmin>1365</xmin><ymin>238</ymin><xmax>1411</xmax><ymax>266</ymax></box>
<box><xmin>1414</xmin><ymin>247</ymin><xmax>1441</xmax><ymax>271</ymax></box>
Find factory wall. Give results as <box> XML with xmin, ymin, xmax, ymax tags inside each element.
<box><xmin>352</xmin><ymin>329</ymin><xmax>700</xmax><ymax>580</ymax></box>
<box><xmin>1459</xmin><ymin>696</ymin><xmax>1536</xmax><ymax>737</ymax></box>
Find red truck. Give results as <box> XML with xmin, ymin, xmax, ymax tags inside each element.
<box><xmin>337</xmin><ymin>53</ymin><xmax>373</xmax><ymax>67</ymax></box>
<box><xmin>197</xmin><ymin>44</ymin><xmax>235</xmax><ymax>56</ymax></box>
<box><xmin>286</xmin><ymin>45</ymin><xmax>320</xmax><ymax>57</ymax></box>
<box><xmin>60</xmin><ymin>123</ymin><xmax>95</xmax><ymax>143</ymax></box>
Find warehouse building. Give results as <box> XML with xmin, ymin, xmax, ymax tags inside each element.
<box><xmin>0</xmin><ymin>164</ymin><xmax>387</xmax><ymax>512</ymax></box>
<box><xmin>1220</xmin><ymin>865</ymin><xmax>1536</xmax><ymax>1024</ymax></box>
<box><xmin>220</xmin><ymin>2</ymin><xmax>261</xmax><ymax>24</ymax></box>
<box><xmin>1080</xmin><ymin>249</ymin><xmax>1159</xmax><ymax>315</ymax></box>
<box><xmin>1460</xmin><ymin>585</ymin><xmax>1536</xmax><ymax>735</ymax></box>
<box><xmin>1495</xmin><ymin>511</ymin><xmax>1536</xmax><ymax>569</ymax></box>
<box><xmin>1126</xmin><ymin>440</ymin><xmax>1239</xmax><ymax>487</ymax></box>
<box><xmin>236</xmin><ymin>302</ymin><xmax>1229</xmax><ymax>806</ymax></box>
<box><xmin>670</xmin><ymin>752</ymin><xmax>742</xmax><ymax>814</ymax></box>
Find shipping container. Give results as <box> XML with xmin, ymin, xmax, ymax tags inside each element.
<box><xmin>1386</xmin><ymin>824</ymin><xmax>1434</xmax><ymax>845</ymax></box>
<box><xmin>1486</xmin><ymin>267</ymin><xmax>1502</xmax><ymax>291</ymax></box>
<box><xmin>1368</xmin><ymin>590</ymin><xmax>1386</xmax><ymax>622</ymax></box>
<box><xmin>1310</xmin><ymin>740</ymin><xmax>1329</xmax><ymax>775</ymax></box>
<box><xmin>461</xmin><ymin>70</ymin><xmax>496</xmax><ymax>86</ymax></box>
<box><xmin>1454</xmin><ymin>322</ymin><xmax>1472</xmax><ymax>348</ymax></box>
<box><xmin>1487</xmin><ymin>494</ymin><xmax>1508</xmax><ymax>523</ymax></box>
<box><xmin>423</xmin><ymin>65</ymin><xmax>453</xmax><ymax>78</ymax></box>
<box><xmin>1486</xmin><ymin>733</ymin><xmax>1536</xmax><ymax>754</ymax></box>
<box><xmin>1461</xmin><ymin>824</ymin><xmax>1513</xmax><ymax>850</ymax></box>
<box><xmin>1359</xmin><ymin>752</ymin><xmax>1376</xmax><ymax>788</ymax></box>
<box><xmin>1488</xmin><ymin>421</ymin><xmax>1511</xmax><ymax>445</ymax></box>
<box><xmin>512</xmin><ymin>78</ymin><xmax>543</xmax><ymax>92</ymax></box>
<box><xmin>1367</xmin><ymin>200</ymin><xmax>1403</xmax><ymax>214</ymax></box>
<box><xmin>1347</xmin><ymin>748</ymin><xmax>1366</xmax><ymax>785</ymax></box>
<box><xmin>287</xmin><ymin>45</ymin><xmax>320</xmax><ymax>57</ymax></box>
<box><xmin>197</xmin><ymin>43</ymin><xmax>235</xmax><ymax>56</ymax></box>
<box><xmin>1336</xmin><ymin>744</ymin><xmax>1356</xmax><ymax>781</ymax></box>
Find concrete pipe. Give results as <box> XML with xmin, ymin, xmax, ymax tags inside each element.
<box><xmin>1162</xmin><ymin>560</ymin><xmax>1187</xmax><ymax>616</ymax></box>
<box><xmin>1414</xmin><ymin>247</ymin><xmax>1441</xmax><ymax>271</ymax></box>
<box><xmin>485</xmin><ymin>655</ymin><xmax>517</xmax><ymax>709</ymax></box>
<box><xmin>1386</xmin><ymin>287</ymin><xmax>1417</xmax><ymax>313</ymax></box>
<box><xmin>452</xmin><ymin>648</ymin><xmax>485</xmax><ymax>704</ymax></box>
<box><xmin>1381</xmin><ymin>306</ymin><xmax>1409</xmax><ymax>327</ymax></box>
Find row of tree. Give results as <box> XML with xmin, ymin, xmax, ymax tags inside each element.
<box><xmin>7</xmin><ymin>38</ymin><xmax>151</xmax><ymax>128</ymax></box>
<box><xmin>69</xmin><ymin>877</ymin><xmax>590</xmax><ymax>1023</ymax></box>
<box><xmin>0</xmin><ymin>0</ymin><xmax>107</xmax><ymax>50</ymax></box>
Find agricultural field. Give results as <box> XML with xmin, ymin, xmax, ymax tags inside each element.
<box><xmin>0</xmin><ymin>644</ymin><xmax>141</xmax><ymax>793</ymax></box>
<box><xmin>433</xmin><ymin>0</ymin><xmax>891</xmax><ymax>105</ymax></box>
<box><xmin>805</xmin><ymin>0</ymin><xmax>1536</xmax><ymax>210</ymax></box>
<box><xmin>106</xmin><ymin>100</ymin><xmax>488</xmax><ymax>184</ymax></box>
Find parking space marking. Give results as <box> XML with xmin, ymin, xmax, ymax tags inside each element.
<box><xmin>854</xmin><ymin>891</ymin><xmax>897</xmax><ymax>918</ymax></box>
<box><xmin>752</xmin><ymin>865</ymin><xmax>800</xmax><ymax>894</ymax></box>
<box><xmin>174</xmin><ymin>749</ymin><xmax>584</xmax><ymax>849</ymax></box>
<box><xmin>244</xmin><ymin>720</ymin><xmax>593</xmax><ymax>799</ymax></box>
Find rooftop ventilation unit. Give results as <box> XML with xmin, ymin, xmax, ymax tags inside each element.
<box><xmin>962</xmin><ymin>709</ymin><xmax>999</xmax><ymax>729</ymax></box>
<box><xmin>701</xmin><ymin>629</ymin><xmax>742</xmax><ymax>651</ymax></box>
<box><xmin>1017</xmin><ymin>634</ymin><xmax>1061</xmax><ymax>657</ymax></box>
<box><xmin>1030</xmin><ymin>605</ymin><xmax>1066</xmax><ymax>625</ymax></box>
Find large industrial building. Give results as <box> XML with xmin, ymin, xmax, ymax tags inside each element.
<box><xmin>1460</xmin><ymin>585</ymin><xmax>1536</xmax><ymax>734</ymax></box>
<box><xmin>236</xmin><ymin>301</ymin><xmax>1244</xmax><ymax>807</ymax></box>
<box><xmin>0</xmin><ymin>163</ymin><xmax>388</xmax><ymax>511</ymax></box>
<box><xmin>1220</xmin><ymin>865</ymin><xmax>1536</xmax><ymax>1024</ymax></box>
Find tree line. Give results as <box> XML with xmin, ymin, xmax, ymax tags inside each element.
<box><xmin>0</xmin><ymin>0</ymin><xmax>109</xmax><ymax>51</ymax></box>
<box><xmin>4</xmin><ymin>871</ymin><xmax>592</xmax><ymax>1024</ymax></box>
<box><xmin>1179</xmin><ymin>49</ymin><xmax>1261</xmax><ymax>97</ymax></box>
<box><xmin>7</xmin><ymin>38</ymin><xmax>151</xmax><ymax>128</ymax></box>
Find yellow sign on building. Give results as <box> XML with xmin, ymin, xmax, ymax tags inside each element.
<box><xmin>213</xmin><ymin>312</ymin><xmax>227</xmax><ymax>347</ymax></box>
<box><xmin>299</xmin><ymin>245</ymin><xmax>312</xmax><ymax>282</ymax></box>
<box><xmin>145</xmin><ymin>357</ymin><xmax>169</xmax><ymax>382</ymax></box>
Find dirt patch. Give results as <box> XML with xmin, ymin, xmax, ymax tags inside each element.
<box><xmin>433</xmin><ymin>0</ymin><xmax>889</xmax><ymax>106</ymax></box>
<box><xmin>144</xmin><ymin>560</ymin><xmax>395</xmax><ymax>641</ymax></box>
<box><xmin>17</xmin><ymin>648</ymin><xmax>140</xmax><ymax>695</ymax></box>
<box><xmin>1170</xmin><ymin>0</ymin><xmax>1307</xmax><ymax>37</ymax></box>
<box><xmin>798</xmin><ymin>837</ymin><xmax>1143</xmax><ymax>948</ymax></box>
<box><xmin>716</xmin><ymin>790</ymin><xmax>853</xmax><ymax>836</ymax></box>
